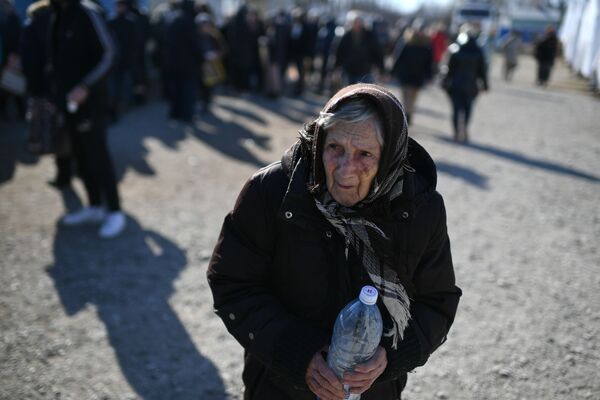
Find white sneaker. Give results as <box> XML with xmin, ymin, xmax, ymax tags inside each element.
<box><xmin>62</xmin><ymin>206</ymin><xmax>106</xmax><ymax>226</ymax></box>
<box><xmin>99</xmin><ymin>211</ymin><xmax>126</xmax><ymax>239</ymax></box>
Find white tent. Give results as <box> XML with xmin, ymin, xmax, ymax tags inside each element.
<box><xmin>573</xmin><ymin>0</ymin><xmax>600</xmax><ymax>78</ymax></box>
<box><xmin>559</xmin><ymin>0</ymin><xmax>587</xmax><ymax>65</ymax></box>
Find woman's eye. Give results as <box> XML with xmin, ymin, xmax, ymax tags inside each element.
<box><xmin>327</xmin><ymin>144</ymin><xmax>339</xmax><ymax>150</ymax></box>
<box><xmin>361</xmin><ymin>151</ymin><xmax>373</xmax><ymax>157</ymax></box>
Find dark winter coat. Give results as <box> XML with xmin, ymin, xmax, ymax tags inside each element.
<box><xmin>208</xmin><ymin>86</ymin><xmax>461</xmax><ymax>399</ymax></box>
<box><xmin>163</xmin><ymin>2</ymin><xmax>199</xmax><ymax>77</ymax></box>
<box><xmin>48</xmin><ymin>0</ymin><xmax>115</xmax><ymax>113</ymax></box>
<box><xmin>335</xmin><ymin>29</ymin><xmax>383</xmax><ymax>77</ymax></box>
<box><xmin>534</xmin><ymin>32</ymin><xmax>558</xmax><ymax>65</ymax></box>
<box><xmin>445</xmin><ymin>37</ymin><xmax>488</xmax><ymax>98</ymax></box>
<box><xmin>109</xmin><ymin>12</ymin><xmax>140</xmax><ymax>72</ymax></box>
<box><xmin>392</xmin><ymin>40</ymin><xmax>434</xmax><ymax>88</ymax></box>
<box><xmin>224</xmin><ymin>6</ymin><xmax>263</xmax><ymax>70</ymax></box>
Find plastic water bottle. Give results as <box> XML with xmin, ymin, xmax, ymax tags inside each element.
<box><xmin>327</xmin><ymin>286</ymin><xmax>383</xmax><ymax>400</ymax></box>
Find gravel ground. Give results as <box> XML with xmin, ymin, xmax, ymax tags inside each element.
<box><xmin>1</xmin><ymin>55</ymin><xmax>599</xmax><ymax>400</ymax></box>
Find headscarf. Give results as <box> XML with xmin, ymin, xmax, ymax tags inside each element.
<box><xmin>298</xmin><ymin>83</ymin><xmax>412</xmax><ymax>349</ymax></box>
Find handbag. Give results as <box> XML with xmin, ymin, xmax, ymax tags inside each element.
<box><xmin>202</xmin><ymin>58</ymin><xmax>226</xmax><ymax>87</ymax></box>
<box><xmin>440</xmin><ymin>73</ymin><xmax>452</xmax><ymax>94</ymax></box>
<box><xmin>26</xmin><ymin>98</ymin><xmax>70</xmax><ymax>156</ymax></box>
<box><xmin>0</xmin><ymin>67</ymin><xmax>26</xmax><ymax>96</ymax></box>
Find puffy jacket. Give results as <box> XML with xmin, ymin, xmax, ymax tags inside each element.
<box><xmin>207</xmin><ymin>137</ymin><xmax>461</xmax><ymax>399</ymax></box>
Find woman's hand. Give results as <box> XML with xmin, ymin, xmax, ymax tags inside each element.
<box><xmin>342</xmin><ymin>346</ymin><xmax>387</xmax><ymax>394</ymax></box>
<box><xmin>306</xmin><ymin>347</ymin><xmax>344</xmax><ymax>400</ymax></box>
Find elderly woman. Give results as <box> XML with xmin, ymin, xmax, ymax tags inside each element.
<box><xmin>207</xmin><ymin>84</ymin><xmax>461</xmax><ymax>400</ymax></box>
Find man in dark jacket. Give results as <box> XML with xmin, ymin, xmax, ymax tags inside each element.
<box><xmin>334</xmin><ymin>12</ymin><xmax>383</xmax><ymax>85</ymax></box>
<box><xmin>208</xmin><ymin>84</ymin><xmax>461</xmax><ymax>399</ymax></box>
<box><xmin>444</xmin><ymin>25</ymin><xmax>488</xmax><ymax>143</ymax></box>
<box><xmin>48</xmin><ymin>0</ymin><xmax>125</xmax><ymax>238</ymax></box>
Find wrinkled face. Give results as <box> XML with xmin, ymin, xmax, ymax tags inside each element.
<box><xmin>322</xmin><ymin>119</ymin><xmax>381</xmax><ymax>207</ymax></box>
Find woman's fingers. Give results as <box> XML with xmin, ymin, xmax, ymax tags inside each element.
<box><xmin>306</xmin><ymin>349</ymin><xmax>344</xmax><ymax>400</ymax></box>
<box><xmin>342</xmin><ymin>346</ymin><xmax>388</xmax><ymax>394</ymax></box>
<box><xmin>307</xmin><ymin>375</ymin><xmax>340</xmax><ymax>400</ymax></box>
<box><xmin>353</xmin><ymin>347</ymin><xmax>387</xmax><ymax>373</ymax></box>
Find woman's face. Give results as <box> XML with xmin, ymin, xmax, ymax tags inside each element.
<box><xmin>322</xmin><ymin>119</ymin><xmax>381</xmax><ymax>207</ymax></box>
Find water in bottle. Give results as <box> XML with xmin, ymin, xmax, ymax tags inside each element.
<box><xmin>327</xmin><ymin>285</ymin><xmax>383</xmax><ymax>400</ymax></box>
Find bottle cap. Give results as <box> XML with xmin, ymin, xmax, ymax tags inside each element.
<box><xmin>359</xmin><ymin>285</ymin><xmax>378</xmax><ymax>305</ymax></box>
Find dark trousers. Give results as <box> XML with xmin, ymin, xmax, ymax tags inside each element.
<box><xmin>66</xmin><ymin>111</ymin><xmax>120</xmax><ymax>211</ymax></box>
<box><xmin>110</xmin><ymin>69</ymin><xmax>134</xmax><ymax>115</ymax></box>
<box><xmin>166</xmin><ymin>74</ymin><xmax>196</xmax><ymax>121</ymax></box>
<box><xmin>54</xmin><ymin>154</ymin><xmax>73</xmax><ymax>183</ymax></box>
<box><xmin>198</xmin><ymin>79</ymin><xmax>213</xmax><ymax>110</ymax></box>
<box><xmin>537</xmin><ymin>62</ymin><xmax>553</xmax><ymax>85</ymax></box>
<box><xmin>0</xmin><ymin>90</ymin><xmax>26</xmax><ymax>119</ymax></box>
<box><xmin>451</xmin><ymin>94</ymin><xmax>475</xmax><ymax>134</ymax></box>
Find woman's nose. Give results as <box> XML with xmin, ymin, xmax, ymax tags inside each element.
<box><xmin>337</xmin><ymin>154</ymin><xmax>357</xmax><ymax>176</ymax></box>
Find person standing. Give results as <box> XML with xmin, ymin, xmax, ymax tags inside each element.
<box><xmin>534</xmin><ymin>26</ymin><xmax>559</xmax><ymax>87</ymax></box>
<box><xmin>443</xmin><ymin>25</ymin><xmax>488</xmax><ymax>143</ymax></box>
<box><xmin>430</xmin><ymin>24</ymin><xmax>448</xmax><ymax>75</ymax></box>
<box><xmin>287</xmin><ymin>8</ymin><xmax>309</xmax><ymax>96</ymax></box>
<box><xmin>224</xmin><ymin>5</ymin><xmax>264</xmax><ymax>93</ymax></box>
<box><xmin>500</xmin><ymin>30</ymin><xmax>522</xmax><ymax>82</ymax></box>
<box><xmin>0</xmin><ymin>0</ymin><xmax>25</xmax><ymax>120</ymax></box>
<box><xmin>21</xmin><ymin>0</ymin><xmax>73</xmax><ymax>188</ymax></box>
<box><xmin>207</xmin><ymin>84</ymin><xmax>461</xmax><ymax>399</ymax></box>
<box><xmin>264</xmin><ymin>9</ymin><xmax>290</xmax><ymax>98</ymax></box>
<box><xmin>195</xmin><ymin>12</ymin><xmax>226</xmax><ymax>113</ymax></box>
<box><xmin>334</xmin><ymin>12</ymin><xmax>383</xmax><ymax>85</ymax></box>
<box><xmin>391</xmin><ymin>28</ymin><xmax>434</xmax><ymax>125</ymax></box>
<box><xmin>108</xmin><ymin>0</ymin><xmax>140</xmax><ymax>120</ymax></box>
<box><xmin>163</xmin><ymin>0</ymin><xmax>198</xmax><ymax>122</ymax></box>
<box><xmin>315</xmin><ymin>16</ymin><xmax>336</xmax><ymax>93</ymax></box>
<box><xmin>48</xmin><ymin>0</ymin><xmax>126</xmax><ymax>238</ymax></box>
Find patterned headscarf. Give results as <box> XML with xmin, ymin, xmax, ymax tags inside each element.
<box><xmin>299</xmin><ymin>84</ymin><xmax>412</xmax><ymax>349</ymax></box>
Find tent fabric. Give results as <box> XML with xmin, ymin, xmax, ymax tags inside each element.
<box><xmin>560</xmin><ymin>0</ymin><xmax>600</xmax><ymax>84</ymax></box>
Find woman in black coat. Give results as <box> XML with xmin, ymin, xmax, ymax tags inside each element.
<box><xmin>392</xmin><ymin>28</ymin><xmax>434</xmax><ymax>125</ymax></box>
<box><xmin>534</xmin><ymin>26</ymin><xmax>558</xmax><ymax>86</ymax></box>
<box><xmin>208</xmin><ymin>83</ymin><xmax>461</xmax><ymax>400</ymax></box>
<box><xmin>444</xmin><ymin>26</ymin><xmax>488</xmax><ymax>143</ymax></box>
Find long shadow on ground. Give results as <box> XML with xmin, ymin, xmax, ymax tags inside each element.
<box><xmin>0</xmin><ymin>121</ymin><xmax>39</xmax><ymax>185</ymax></box>
<box><xmin>47</xmin><ymin>215</ymin><xmax>226</xmax><ymax>399</ymax></box>
<box><xmin>436</xmin><ymin>135</ymin><xmax>600</xmax><ymax>183</ymax></box>
<box><xmin>190</xmin><ymin>110</ymin><xmax>270</xmax><ymax>168</ymax></box>
<box><xmin>435</xmin><ymin>160</ymin><xmax>489</xmax><ymax>189</ymax></box>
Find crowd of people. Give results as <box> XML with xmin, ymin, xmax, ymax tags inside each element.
<box><xmin>0</xmin><ymin>0</ymin><xmax>563</xmax><ymax>240</ymax></box>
